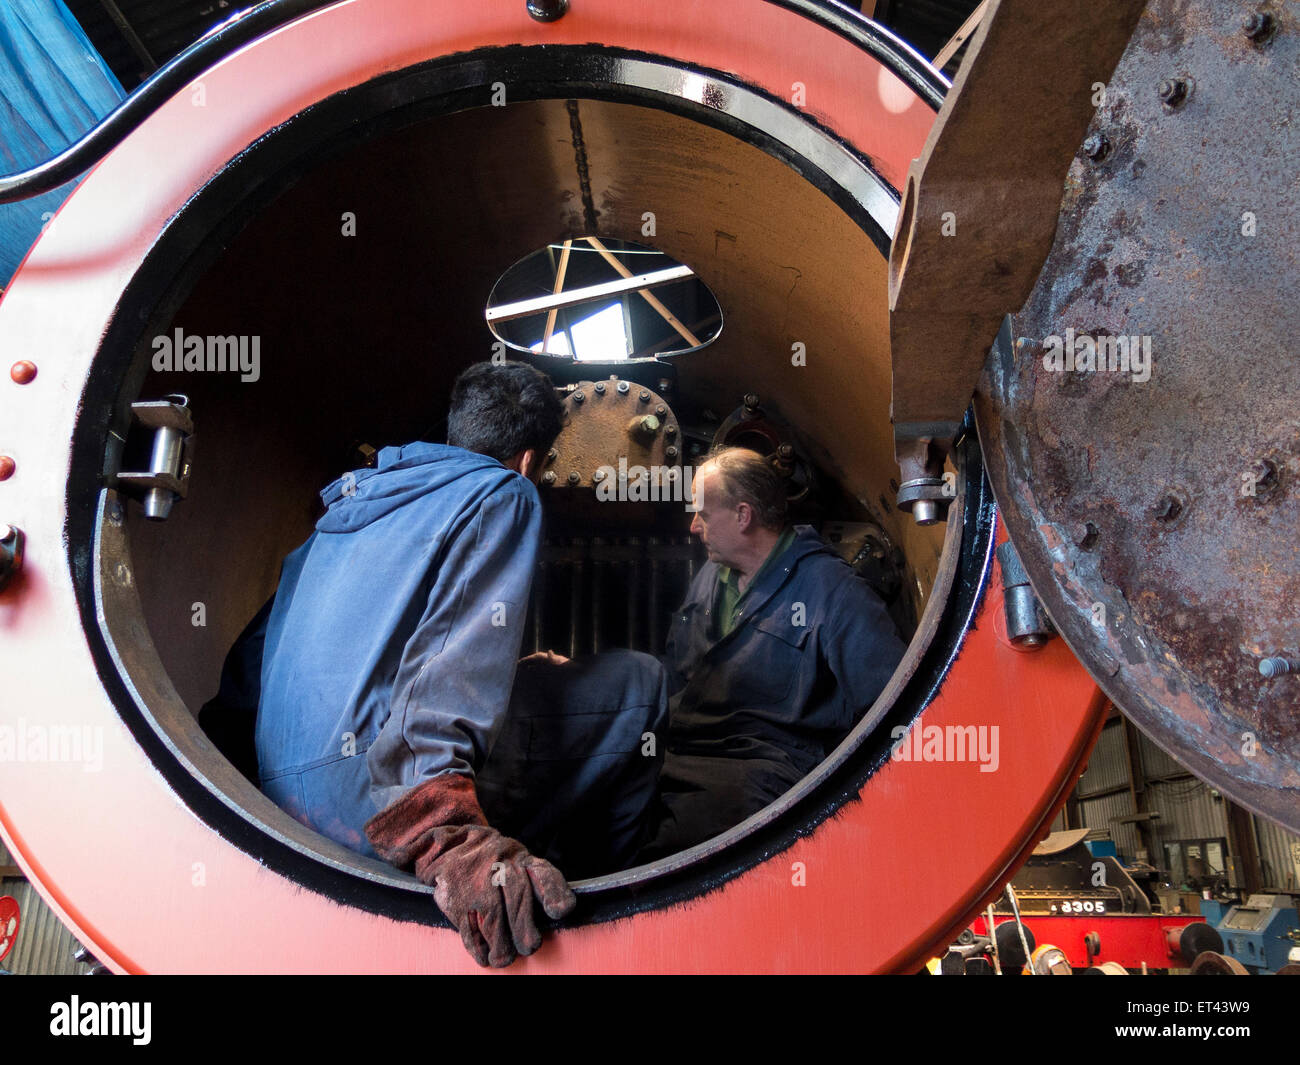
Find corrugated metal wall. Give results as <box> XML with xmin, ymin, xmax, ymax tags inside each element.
<box><xmin>1081</xmin><ymin>788</ymin><xmax>1141</xmax><ymax>856</ymax></box>
<box><xmin>1078</xmin><ymin>720</ymin><xmax>1130</xmax><ymax>792</ymax></box>
<box><xmin>1066</xmin><ymin>710</ymin><xmax>1300</xmax><ymax>896</ymax></box>
<box><xmin>0</xmin><ymin>837</ymin><xmax>93</xmax><ymax>975</ymax></box>
<box><xmin>1134</xmin><ymin>729</ymin><xmax>1186</xmax><ymax>782</ymax></box>
<box><xmin>1256</xmin><ymin>816</ymin><xmax>1300</xmax><ymax>893</ymax></box>
<box><xmin>1073</xmin><ymin>721</ymin><xmax>1139</xmax><ymax>854</ymax></box>
<box><xmin>1145</xmin><ymin>779</ymin><xmax>1227</xmax><ymax>867</ymax></box>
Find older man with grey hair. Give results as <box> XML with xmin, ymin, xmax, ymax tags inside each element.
<box><xmin>635</xmin><ymin>445</ymin><xmax>907</xmax><ymax>858</ymax></box>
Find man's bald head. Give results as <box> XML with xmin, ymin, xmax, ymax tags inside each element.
<box><xmin>696</xmin><ymin>447</ymin><xmax>788</xmax><ymax>532</ymax></box>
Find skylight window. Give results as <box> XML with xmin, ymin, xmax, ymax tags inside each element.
<box><xmin>487</xmin><ymin>237</ymin><xmax>722</xmax><ymax>361</ymax></box>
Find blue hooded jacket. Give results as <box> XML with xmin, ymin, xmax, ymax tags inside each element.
<box><xmin>253</xmin><ymin>442</ymin><xmax>541</xmax><ymax>856</ymax></box>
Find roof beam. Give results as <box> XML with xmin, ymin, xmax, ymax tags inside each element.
<box><xmin>486</xmin><ymin>264</ymin><xmax>694</xmax><ymax>323</ymax></box>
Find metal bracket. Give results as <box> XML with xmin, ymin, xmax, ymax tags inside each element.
<box><xmin>114</xmin><ymin>394</ymin><xmax>194</xmax><ymax>521</ymax></box>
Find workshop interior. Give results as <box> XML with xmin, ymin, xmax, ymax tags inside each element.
<box><xmin>0</xmin><ymin>0</ymin><xmax>1297</xmax><ymax>977</ymax></box>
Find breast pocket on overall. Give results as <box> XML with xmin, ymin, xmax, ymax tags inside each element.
<box><xmin>722</xmin><ymin>612</ymin><xmax>812</xmax><ymax>708</ymax></box>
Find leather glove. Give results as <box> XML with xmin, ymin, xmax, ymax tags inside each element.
<box><xmin>364</xmin><ymin>773</ymin><xmax>576</xmax><ymax>967</ymax></box>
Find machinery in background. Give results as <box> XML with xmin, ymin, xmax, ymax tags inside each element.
<box><xmin>994</xmin><ymin>829</ymin><xmax>1150</xmax><ymax>918</ymax></box>
<box><xmin>1199</xmin><ymin>896</ymin><xmax>1300</xmax><ymax>975</ymax></box>
<box><xmin>965</xmin><ymin>910</ymin><xmax>1221</xmax><ymax>975</ymax></box>
<box><xmin>930</xmin><ymin>832</ymin><xmax>1222</xmax><ymax>973</ymax></box>
<box><xmin>940</xmin><ymin>835</ymin><xmax>1300</xmax><ymax>975</ymax></box>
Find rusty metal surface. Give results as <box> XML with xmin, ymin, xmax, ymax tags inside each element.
<box><xmin>976</xmin><ymin>0</ymin><xmax>1300</xmax><ymax>831</ymax></box>
<box><xmin>545</xmin><ymin>378</ymin><xmax>681</xmax><ymax>488</ymax></box>
<box><xmin>889</xmin><ymin>0</ymin><xmax>1147</xmax><ymax>468</ymax></box>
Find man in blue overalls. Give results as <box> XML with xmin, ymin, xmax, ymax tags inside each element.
<box><xmin>202</xmin><ymin>360</ymin><xmax>667</xmax><ymax>968</ymax></box>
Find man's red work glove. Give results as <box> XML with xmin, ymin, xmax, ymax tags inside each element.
<box><xmin>364</xmin><ymin>773</ymin><xmax>576</xmax><ymax>967</ymax></box>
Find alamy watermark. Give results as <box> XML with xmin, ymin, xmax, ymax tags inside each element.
<box><xmin>50</xmin><ymin>996</ymin><xmax>151</xmax><ymax>1045</ymax></box>
<box><xmin>594</xmin><ymin>459</ymin><xmax>699</xmax><ymax>510</ymax></box>
<box><xmin>1041</xmin><ymin>328</ymin><xmax>1152</xmax><ymax>383</ymax></box>
<box><xmin>151</xmin><ymin>327</ymin><xmax>261</xmax><ymax>382</ymax></box>
<box><xmin>0</xmin><ymin>720</ymin><xmax>104</xmax><ymax>772</ymax></box>
<box><xmin>890</xmin><ymin>714</ymin><xmax>1000</xmax><ymax>773</ymax></box>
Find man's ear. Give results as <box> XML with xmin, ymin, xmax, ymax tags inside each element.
<box><xmin>735</xmin><ymin>501</ymin><xmax>753</xmax><ymax>533</ymax></box>
<box><xmin>515</xmin><ymin>448</ymin><xmax>538</xmax><ymax>481</ymax></box>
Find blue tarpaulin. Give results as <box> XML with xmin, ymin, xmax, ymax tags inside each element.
<box><xmin>0</xmin><ymin>0</ymin><xmax>125</xmax><ymax>286</ymax></box>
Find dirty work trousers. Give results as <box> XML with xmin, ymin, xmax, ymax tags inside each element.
<box><xmin>477</xmin><ymin>650</ymin><xmax>669</xmax><ymax>879</ymax></box>
<box><xmin>481</xmin><ymin>650</ymin><xmax>810</xmax><ymax>876</ymax></box>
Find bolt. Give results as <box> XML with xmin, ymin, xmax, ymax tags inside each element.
<box><xmin>665</xmin><ymin>446</ymin><xmax>679</xmax><ymax>460</ymax></box>
<box><xmin>573</xmin><ymin>390</ymin><xmax>585</xmax><ymax>404</ymax></box>
<box><xmin>655</xmin><ymin>405</ymin><xmax>666</xmax><ymax>417</ymax></box>
<box><xmin>665</xmin><ymin>424</ymin><xmax>677</xmax><ymax>437</ymax></box>
<box><xmin>638</xmin><ymin>390</ymin><xmax>650</xmax><ymax>403</ymax></box>
<box><xmin>10</xmin><ymin>361</ymin><xmax>36</xmax><ymax>385</ymax></box>
<box><xmin>743</xmin><ymin>393</ymin><xmax>760</xmax><ymax>410</ymax></box>
<box><xmin>1259</xmin><ymin>657</ymin><xmax>1297</xmax><ymax>678</ymax></box>
<box><xmin>1158</xmin><ymin>78</ymin><xmax>1189</xmax><ymax>108</ymax></box>
<box><xmin>778</xmin><ymin>444</ymin><xmax>795</xmax><ymax>460</ymax></box>
<box><xmin>0</xmin><ymin>456</ymin><xmax>13</xmax><ymax>481</ymax></box>
<box><xmin>1097</xmin><ymin>649</ymin><xmax>1121</xmax><ymax>677</ymax></box>
<box><xmin>617</xmin><ymin>380</ymin><xmax>630</xmax><ymax>394</ymax></box>
<box><xmin>1082</xmin><ymin>133</ymin><xmax>1110</xmax><ymax>161</ymax></box>
<box><xmin>1153</xmin><ymin>493</ymin><xmax>1184</xmax><ymax>522</ymax></box>
<box><xmin>1243</xmin><ymin>11</ymin><xmax>1274</xmax><ymax>41</ymax></box>
<box><xmin>567</xmin><ymin>471</ymin><xmax>581</xmax><ymax>486</ymax></box>
<box><xmin>1249</xmin><ymin>458</ymin><xmax>1279</xmax><ymax>495</ymax></box>
<box><xmin>911</xmin><ymin>500</ymin><xmax>939</xmax><ymax>526</ymax></box>
<box><xmin>547</xmin><ymin>448</ymin><xmax>558</xmax><ymax>462</ymax></box>
<box><xmin>542</xmin><ymin>471</ymin><xmax>556</xmax><ymax>485</ymax></box>
<box><xmin>526</xmin><ymin>0</ymin><xmax>568</xmax><ymax>22</ymax></box>
<box><xmin>594</xmin><ymin>382</ymin><xmax>606</xmax><ymax>395</ymax></box>
<box><xmin>1073</xmin><ymin>521</ymin><xmax>1100</xmax><ymax>550</ymax></box>
<box><xmin>593</xmin><ymin>468</ymin><xmax>606</xmax><ymax>482</ymax></box>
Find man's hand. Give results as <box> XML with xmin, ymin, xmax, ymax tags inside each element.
<box><xmin>519</xmin><ymin>649</ymin><xmax>570</xmax><ymax>666</ymax></box>
<box><xmin>364</xmin><ymin>773</ymin><xmax>576</xmax><ymax>967</ymax></box>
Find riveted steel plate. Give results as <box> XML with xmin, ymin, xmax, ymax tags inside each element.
<box><xmin>976</xmin><ymin>0</ymin><xmax>1300</xmax><ymax>830</ymax></box>
<box><xmin>546</xmin><ymin>379</ymin><xmax>681</xmax><ymax>488</ymax></box>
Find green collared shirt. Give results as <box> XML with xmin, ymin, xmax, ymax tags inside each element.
<box><xmin>714</xmin><ymin>527</ymin><xmax>797</xmax><ymax>639</ymax></box>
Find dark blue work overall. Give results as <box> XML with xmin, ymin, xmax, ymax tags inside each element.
<box><xmin>640</xmin><ymin>526</ymin><xmax>907</xmax><ymax>859</ymax></box>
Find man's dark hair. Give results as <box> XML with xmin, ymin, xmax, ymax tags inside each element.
<box><xmin>447</xmin><ymin>360</ymin><xmax>565</xmax><ymax>463</ymax></box>
<box><xmin>702</xmin><ymin>446</ymin><xmax>789</xmax><ymax>531</ymax></box>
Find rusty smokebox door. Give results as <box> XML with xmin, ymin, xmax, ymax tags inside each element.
<box><xmin>975</xmin><ymin>0</ymin><xmax>1300</xmax><ymax>832</ymax></box>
